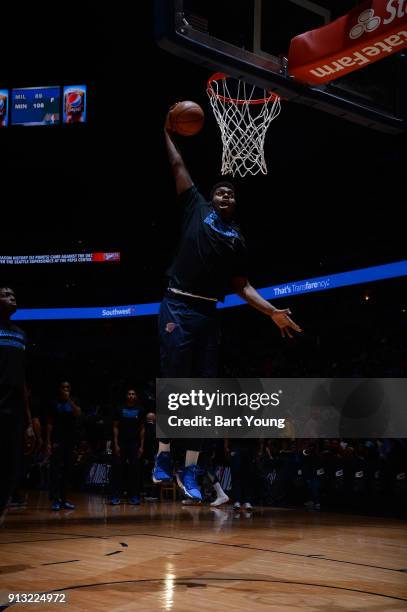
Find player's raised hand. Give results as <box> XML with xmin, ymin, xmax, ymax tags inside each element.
<box><xmin>270</xmin><ymin>308</ymin><xmax>302</xmax><ymax>338</ymax></box>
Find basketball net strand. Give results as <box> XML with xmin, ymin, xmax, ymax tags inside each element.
<box><xmin>207</xmin><ymin>77</ymin><xmax>281</xmax><ymax>177</ymax></box>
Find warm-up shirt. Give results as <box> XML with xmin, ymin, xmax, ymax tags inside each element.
<box><xmin>167</xmin><ymin>186</ymin><xmax>248</xmax><ymax>300</ymax></box>
<box><xmin>0</xmin><ymin>322</ymin><xmax>26</xmax><ymax>420</ymax></box>
<box><xmin>49</xmin><ymin>398</ymin><xmax>80</xmax><ymax>444</ymax></box>
<box><xmin>113</xmin><ymin>405</ymin><xmax>145</xmax><ymax>445</ymax></box>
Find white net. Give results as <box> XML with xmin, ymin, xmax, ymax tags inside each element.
<box><xmin>207</xmin><ymin>73</ymin><xmax>281</xmax><ymax>177</ymax></box>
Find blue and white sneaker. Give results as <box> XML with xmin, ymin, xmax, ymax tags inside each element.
<box><xmin>110</xmin><ymin>497</ymin><xmax>121</xmax><ymax>505</ymax></box>
<box><xmin>179</xmin><ymin>465</ymin><xmax>202</xmax><ymax>501</ymax></box>
<box><xmin>62</xmin><ymin>501</ymin><xmax>75</xmax><ymax>510</ymax></box>
<box><xmin>152</xmin><ymin>452</ymin><xmax>173</xmax><ymax>483</ymax></box>
<box><xmin>51</xmin><ymin>501</ymin><xmax>61</xmax><ymax>511</ymax></box>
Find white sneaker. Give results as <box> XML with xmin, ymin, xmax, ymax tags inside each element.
<box><xmin>233</xmin><ymin>501</ymin><xmax>241</xmax><ymax>510</ymax></box>
<box><xmin>243</xmin><ymin>502</ymin><xmax>253</xmax><ymax>511</ymax></box>
<box><xmin>304</xmin><ymin>500</ymin><xmax>314</xmax><ymax>508</ymax></box>
<box><xmin>210</xmin><ymin>494</ymin><xmax>229</xmax><ymax>507</ymax></box>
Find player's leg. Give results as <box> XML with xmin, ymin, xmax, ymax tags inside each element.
<box><xmin>154</xmin><ymin>295</ymin><xmax>196</xmax><ymax>483</ymax></box>
<box><xmin>109</xmin><ymin>450</ymin><xmax>123</xmax><ymax>505</ymax></box>
<box><xmin>0</xmin><ymin>416</ymin><xmax>23</xmax><ymax>522</ymax></box>
<box><xmin>208</xmin><ymin>469</ymin><xmax>229</xmax><ymax>506</ymax></box>
<box><xmin>179</xmin><ymin>306</ymin><xmax>220</xmax><ymax>499</ymax></box>
<box><xmin>126</xmin><ymin>445</ymin><xmax>141</xmax><ymax>505</ymax></box>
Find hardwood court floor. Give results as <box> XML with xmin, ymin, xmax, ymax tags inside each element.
<box><xmin>0</xmin><ymin>492</ymin><xmax>406</xmax><ymax>611</ymax></box>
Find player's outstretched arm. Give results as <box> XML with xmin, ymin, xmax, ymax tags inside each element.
<box><xmin>164</xmin><ymin>110</ymin><xmax>193</xmax><ymax>196</ymax></box>
<box><xmin>232</xmin><ymin>276</ymin><xmax>303</xmax><ymax>339</ymax></box>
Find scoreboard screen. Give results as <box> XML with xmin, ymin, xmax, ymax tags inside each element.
<box><xmin>11</xmin><ymin>86</ymin><xmax>60</xmax><ymax>126</ymax></box>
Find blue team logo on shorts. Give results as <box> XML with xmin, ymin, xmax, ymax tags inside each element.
<box><xmin>204</xmin><ymin>211</ymin><xmax>239</xmax><ymax>238</ymax></box>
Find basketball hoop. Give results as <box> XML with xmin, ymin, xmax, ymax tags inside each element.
<box><xmin>207</xmin><ymin>73</ymin><xmax>281</xmax><ymax>177</ymax></box>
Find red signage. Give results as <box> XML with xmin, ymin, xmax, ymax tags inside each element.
<box><xmin>288</xmin><ymin>0</ymin><xmax>407</xmax><ymax>84</ymax></box>
<box><xmin>0</xmin><ymin>253</ymin><xmax>121</xmax><ymax>264</ymax></box>
<box><xmin>91</xmin><ymin>252</ymin><xmax>121</xmax><ymax>262</ymax></box>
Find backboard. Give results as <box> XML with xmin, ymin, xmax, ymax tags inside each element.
<box><xmin>155</xmin><ymin>0</ymin><xmax>406</xmax><ymax>134</ymax></box>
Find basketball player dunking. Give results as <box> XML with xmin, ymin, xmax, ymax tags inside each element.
<box><xmin>153</xmin><ymin>113</ymin><xmax>302</xmax><ymax>501</ymax></box>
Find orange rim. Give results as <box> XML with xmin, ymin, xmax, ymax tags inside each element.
<box><xmin>207</xmin><ymin>73</ymin><xmax>280</xmax><ymax>105</ymax></box>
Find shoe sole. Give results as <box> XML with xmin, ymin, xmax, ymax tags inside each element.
<box><xmin>181</xmin><ymin>484</ymin><xmax>202</xmax><ymax>501</ymax></box>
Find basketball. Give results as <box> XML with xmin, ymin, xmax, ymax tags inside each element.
<box><xmin>169</xmin><ymin>101</ymin><xmax>204</xmax><ymax>136</ymax></box>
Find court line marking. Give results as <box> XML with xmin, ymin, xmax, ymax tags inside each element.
<box><xmin>41</xmin><ymin>560</ymin><xmax>80</xmax><ymax>566</ymax></box>
<box><xmin>0</xmin><ymin>537</ymin><xmax>90</xmax><ymax>545</ymax></box>
<box><xmin>127</xmin><ymin>532</ymin><xmax>407</xmax><ymax>574</ymax></box>
<box><xmin>1</xmin><ymin>530</ymin><xmax>405</xmax><ymax>573</ymax></box>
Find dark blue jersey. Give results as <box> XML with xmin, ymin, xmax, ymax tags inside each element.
<box><xmin>0</xmin><ymin>322</ymin><xmax>27</xmax><ymax>419</ymax></box>
<box><xmin>167</xmin><ymin>186</ymin><xmax>247</xmax><ymax>300</ymax></box>
<box><xmin>114</xmin><ymin>405</ymin><xmax>145</xmax><ymax>444</ymax></box>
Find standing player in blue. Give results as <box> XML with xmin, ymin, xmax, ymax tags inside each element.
<box><xmin>46</xmin><ymin>381</ymin><xmax>81</xmax><ymax>511</ymax></box>
<box><xmin>110</xmin><ymin>388</ymin><xmax>145</xmax><ymax>505</ymax></box>
<box><xmin>153</xmin><ymin>109</ymin><xmax>302</xmax><ymax>501</ymax></box>
<box><xmin>0</xmin><ymin>286</ymin><xmax>35</xmax><ymax>523</ymax></box>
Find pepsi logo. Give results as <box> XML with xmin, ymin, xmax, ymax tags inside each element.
<box><xmin>67</xmin><ymin>92</ymin><xmax>82</xmax><ymax>108</ymax></box>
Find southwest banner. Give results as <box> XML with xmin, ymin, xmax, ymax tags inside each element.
<box><xmin>11</xmin><ymin>261</ymin><xmax>407</xmax><ymax>320</ymax></box>
<box><xmin>288</xmin><ymin>0</ymin><xmax>407</xmax><ymax>84</ymax></box>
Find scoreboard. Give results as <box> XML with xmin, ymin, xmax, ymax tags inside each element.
<box><xmin>11</xmin><ymin>86</ymin><xmax>60</xmax><ymax>126</ymax></box>
<box><xmin>0</xmin><ymin>84</ymin><xmax>87</xmax><ymax>127</ymax></box>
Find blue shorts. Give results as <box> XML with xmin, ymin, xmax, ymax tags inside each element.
<box><xmin>158</xmin><ymin>293</ymin><xmax>220</xmax><ymax>377</ymax></box>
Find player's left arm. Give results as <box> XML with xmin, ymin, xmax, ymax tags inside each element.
<box><xmin>231</xmin><ymin>276</ymin><xmax>302</xmax><ymax>338</ymax></box>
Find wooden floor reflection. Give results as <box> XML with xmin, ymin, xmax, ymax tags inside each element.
<box><xmin>1</xmin><ymin>492</ymin><xmax>406</xmax><ymax>611</ymax></box>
